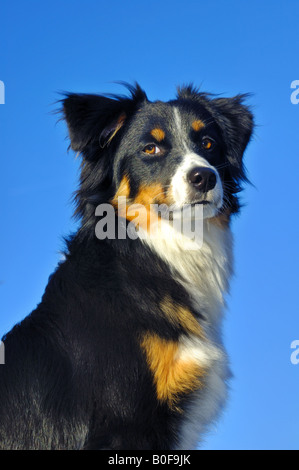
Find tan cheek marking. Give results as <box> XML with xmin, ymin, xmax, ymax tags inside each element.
<box><xmin>128</xmin><ymin>183</ymin><xmax>174</xmax><ymax>232</ymax></box>
<box><xmin>131</xmin><ymin>184</ymin><xmax>166</xmax><ymax>232</ymax></box>
<box><xmin>141</xmin><ymin>333</ymin><xmax>206</xmax><ymax>408</ymax></box>
<box><xmin>191</xmin><ymin>119</ymin><xmax>205</xmax><ymax>132</ymax></box>
<box><xmin>111</xmin><ymin>175</ymin><xmax>131</xmax><ymax>206</ymax></box>
<box><xmin>111</xmin><ymin>174</ymin><xmax>133</xmax><ymax>222</ymax></box>
<box><xmin>150</xmin><ymin>128</ymin><xmax>165</xmax><ymax>142</ymax></box>
<box><xmin>160</xmin><ymin>296</ymin><xmax>203</xmax><ymax>337</ymax></box>
<box><xmin>133</xmin><ymin>183</ymin><xmax>167</xmax><ymax>206</ymax></box>
<box><xmin>112</xmin><ymin>181</ymin><xmax>175</xmax><ymax>233</ymax></box>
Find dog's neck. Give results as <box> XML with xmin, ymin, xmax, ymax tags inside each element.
<box><xmin>139</xmin><ymin>217</ymin><xmax>234</xmax><ymax>326</ymax></box>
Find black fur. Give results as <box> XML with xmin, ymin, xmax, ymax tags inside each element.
<box><xmin>0</xmin><ymin>84</ymin><xmax>253</xmax><ymax>449</ymax></box>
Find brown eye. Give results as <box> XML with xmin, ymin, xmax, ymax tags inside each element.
<box><xmin>143</xmin><ymin>144</ymin><xmax>161</xmax><ymax>155</ymax></box>
<box><xmin>201</xmin><ymin>137</ymin><xmax>215</xmax><ymax>150</ymax></box>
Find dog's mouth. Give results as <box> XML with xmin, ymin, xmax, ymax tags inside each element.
<box><xmin>191</xmin><ymin>200</ymin><xmax>210</xmax><ymax>205</ymax></box>
<box><xmin>160</xmin><ymin>203</ymin><xmax>213</xmax><ymax>222</ymax></box>
<box><xmin>165</xmin><ymin>197</ymin><xmax>222</xmax><ymax>221</ymax></box>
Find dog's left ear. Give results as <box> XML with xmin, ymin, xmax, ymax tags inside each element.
<box><xmin>211</xmin><ymin>95</ymin><xmax>254</xmax><ymax>171</ymax></box>
<box><xmin>61</xmin><ymin>84</ymin><xmax>148</xmax><ymax>158</ymax></box>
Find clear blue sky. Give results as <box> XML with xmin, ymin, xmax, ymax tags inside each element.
<box><xmin>1</xmin><ymin>0</ymin><xmax>299</xmax><ymax>450</ymax></box>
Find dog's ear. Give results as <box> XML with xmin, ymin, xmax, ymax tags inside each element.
<box><xmin>61</xmin><ymin>84</ymin><xmax>147</xmax><ymax>156</ymax></box>
<box><xmin>211</xmin><ymin>95</ymin><xmax>254</xmax><ymax>173</ymax></box>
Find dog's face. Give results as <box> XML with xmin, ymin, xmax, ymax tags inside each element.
<box><xmin>62</xmin><ymin>84</ymin><xmax>253</xmax><ymax>225</ymax></box>
<box><xmin>112</xmin><ymin>99</ymin><xmax>226</xmax><ymax>220</ymax></box>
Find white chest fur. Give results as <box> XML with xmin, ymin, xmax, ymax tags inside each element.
<box><xmin>141</xmin><ymin>218</ymin><xmax>233</xmax><ymax>448</ymax></box>
<box><xmin>141</xmin><ymin>218</ymin><xmax>233</xmax><ymax>320</ymax></box>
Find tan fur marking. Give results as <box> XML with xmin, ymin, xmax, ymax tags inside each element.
<box><xmin>112</xmin><ymin>182</ymin><xmax>174</xmax><ymax>232</ymax></box>
<box><xmin>107</xmin><ymin>113</ymin><xmax>127</xmax><ymax>145</ymax></box>
<box><xmin>191</xmin><ymin>119</ymin><xmax>205</xmax><ymax>132</ymax></box>
<box><xmin>160</xmin><ymin>296</ymin><xmax>203</xmax><ymax>337</ymax></box>
<box><xmin>132</xmin><ymin>183</ymin><xmax>174</xmax><ymax>231</ymax></box>
<box><xmin>111</xmin><ymin>175</ymin><xmax>131</xmax><ymax>205</ymax></box>
<box><xmin>141</xmin><ymin>333</ymin><xmax>206</xmax><ymax>408</ymax></box>
<box><xmin>133</xmin><ymin>183</ymin><xmax>168</xmax><ymax>206</ymax></box>
<box><xmin>150</xmin><ymin>128</ymin><xmax>165</xmax><ymax>142</ymax></box>
<box><xmin>130</xmin><ymin>184</ymin><xmax>165</xmax><ymax>231</ymax></box>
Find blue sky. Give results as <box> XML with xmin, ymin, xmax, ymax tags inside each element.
<box><xmin>1</xmin><ymin>0</ymin><xmax>299</xmax><ymax>450</ymax></box>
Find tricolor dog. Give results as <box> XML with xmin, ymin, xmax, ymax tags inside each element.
<box><xmin>0</xmin><ymin>84</ymin><xmax>254</xmax><ymax>449</ymax></box>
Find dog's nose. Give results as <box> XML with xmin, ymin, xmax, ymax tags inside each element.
<box><xmin>187</xmin><ymin>167</ymin><xmax>217</xmax><ymax>192</ymax></box>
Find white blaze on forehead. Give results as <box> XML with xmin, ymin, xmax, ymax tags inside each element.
<box><xmin>170</xmin><ymin>106</ymin><xmax>223</xmax><ymax>214</ymax></box>
<box><xmin>173</xmin><ymin>107</ymin><xmax>189</xmax><ymax>152</ymax></box>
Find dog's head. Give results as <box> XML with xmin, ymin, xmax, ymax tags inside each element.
<box><xmin>62</xmin><ymin>84</ymin><xmax>253</xmax><ymax>230</ymax></box>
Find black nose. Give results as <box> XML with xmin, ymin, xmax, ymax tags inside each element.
<box><xmin>187</xmin><ymin>167</ymin><xmax>217</xmax><ymax>192</ymax></box>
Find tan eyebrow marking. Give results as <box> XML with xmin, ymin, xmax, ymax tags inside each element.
<box><xmin>150</xmin><ymin>128</ymin><xmax>165</xmax><ymax>142</ymax></box>
<box><xmin>191</xmin><ymin>120</ymin><xmax>205</xmax><ymax>132</ymax></box>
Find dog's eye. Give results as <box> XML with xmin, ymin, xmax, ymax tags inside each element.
<box><xmin>143</xmin><ymin>144</ymin><xmax>161</xmax><ymax>155</ymax></box>
<box><xmin>201</xmin><ymin>137</ymin><xmax>215</xmax><ymax>150</ymax></box>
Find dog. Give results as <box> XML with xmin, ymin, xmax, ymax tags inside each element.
<box><xmin>0</xmin><ymin>84</ymin><xmax>253</xmax><ymax>449</ymax></box>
